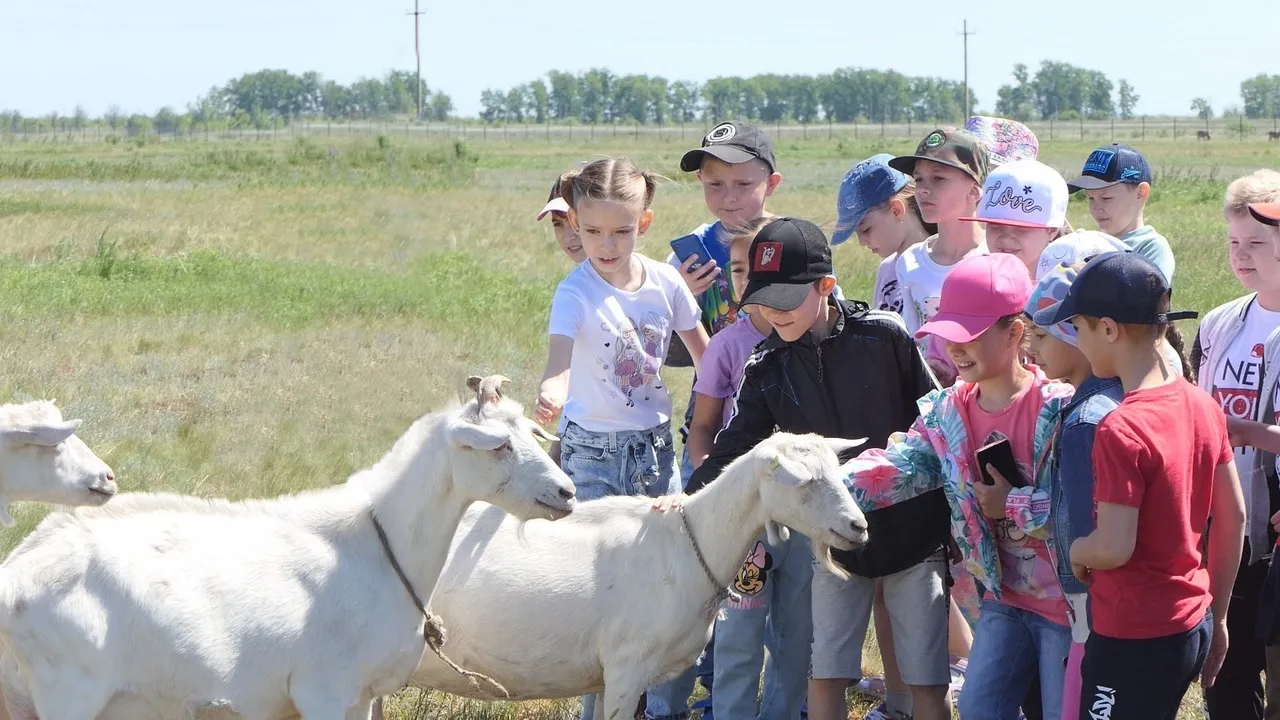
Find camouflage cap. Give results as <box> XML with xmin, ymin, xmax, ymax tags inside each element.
<box><xmin>889</xmin><ymin>127</ymin><xmax>990</xmax><ymax>184</ymax></box>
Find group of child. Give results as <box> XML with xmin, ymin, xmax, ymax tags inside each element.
<box><xmin>530</xmin><ymin>117</ymin><xmax>1280</xmax><ymax>720</ymax></box>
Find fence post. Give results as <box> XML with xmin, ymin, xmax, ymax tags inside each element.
<box><xmin>1110</xmin><ymin>116</ymin><xmax>1115</xmax><ymax>140</ymax></box>
<box><xmin>1240</xmin><ymin>114</ymin><xmax>1245</xmax><ymax>141</ymax></box>
<box><xmin>1079</xmin><ymin>115</ymin><xmax>1084</xmax><ymax>141</ymax></box>
<box><xmin>1141</xmin><ymin>116</ymin><xmax>1145</xmax><ymax>141</ymax></box>
<box><xmin>1173</xmin><ymin>117</ymin><xmax>1177</xmax><ymax>141</ymax></box>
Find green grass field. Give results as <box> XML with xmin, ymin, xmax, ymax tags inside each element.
<box><xmin>2</xmin><ymin>130</ymin><xmax>1269</xmax><ymax>718</ymax></box>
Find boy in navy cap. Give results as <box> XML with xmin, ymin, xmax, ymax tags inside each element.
<box><xmin>1035</xmin><ymin>252</ymin><xmax>1245</xmax><ymax>719</ymax></box>
<box><xmin>1068</xmin><ymin>144</ymin><xmax>1175</xmax><ymax>283</ymax></box>
<box><xmin>651</xmin><ymin>119</ymin><xmax>783</xmax><ymax>719</ymax></box>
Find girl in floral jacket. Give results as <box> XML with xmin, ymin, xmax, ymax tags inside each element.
<box><xmin>844</xmin><ymin>253</ymin><xmax>1075</xmax><ymax>720</ymax></box>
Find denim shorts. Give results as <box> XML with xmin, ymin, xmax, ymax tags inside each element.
<box><xmin>559</xmin><ymin>420</ymin><xmax>679</xmax><ymax>501</ymax></box>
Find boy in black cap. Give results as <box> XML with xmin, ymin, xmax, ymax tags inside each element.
<box><xmin>1068</xmin><ymin>144</ymin><xmax>1175</xmax><ymax>283</ymax></box>
<box><xmin>1034</xmin><ymin>251</ymin><xmax>1245</xmax><ymax>719</ymax></box>
<box><xmin>682</xmin><ymin>218</ymin><xmax>955</xmax><ymax>720</ymax></box>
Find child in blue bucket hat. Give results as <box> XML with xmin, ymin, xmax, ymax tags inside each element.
<box><xmin>834</xmin><ymin>154</ymin><xmax>936</xmax><ymax>316</ymax></box>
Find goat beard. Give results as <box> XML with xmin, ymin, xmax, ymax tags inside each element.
<box><xmin>811</xmin><ymin>540</ymin><xmax>851</xmax><ymax>581</ymax></box>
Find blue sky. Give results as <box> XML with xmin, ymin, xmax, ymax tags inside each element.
<box><xmin>3</xmin><ymin>0</ymin><xmax>1277</xmax><ymax>118</ymax></box>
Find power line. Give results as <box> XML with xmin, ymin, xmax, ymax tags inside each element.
<box><xmin>958</xmin><ymin>19</ymin><xmax>976</xmax><ymax>115</ymax></box>
<box><xmin>407</xmin><ymin>1</ymin><xmax>425</xmax><ymax>120</ymax></box>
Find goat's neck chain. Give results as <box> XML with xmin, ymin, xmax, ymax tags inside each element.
<box><xmin>678</xmin><ymin>506</ymin><xmax>742</xmax><ymax>609</ymax></box>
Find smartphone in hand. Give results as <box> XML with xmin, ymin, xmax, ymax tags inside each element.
<box><xmin>976</xmin><ymin>437</ymin><xmax>1026</xmax><ymax>488</ymax></box>
<box><xmin>670</xmin><ymin>233</ymin><xmax>713</xmax><ymax>273</ymax></box>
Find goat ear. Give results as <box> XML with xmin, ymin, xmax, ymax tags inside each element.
<box><xmin>769</xmin><ymin>454</ymin><xmax>813</xmax><ymax>487</ymax></box>
<box><xmin>531</xmin><ymin>424</ymin><xmax>559</xmax><ymax>443</ymax></box>
<box><xmin>2</xmin><ymin>420</ymin><xmax>81</xmax><ymax>448</ymax></box>
<box><xmin>448</xmin><ymin>421</ymin><xmax>510</xmax><ymax>451</ymax></box>
<box><xmin>466</xmin><ymin>376</ymin><xmax>484</xmax><ymax>394</ymax></box>
<box><xmin>765</xmin><ymin>521</ymin><xmax>790</xmax><ymax>546</ymax></box>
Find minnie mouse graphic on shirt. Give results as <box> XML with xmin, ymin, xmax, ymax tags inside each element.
<box><xmin>726</xmin><ymin>541</ymin><xmax>773</xmax><ymax>610</ymax></box>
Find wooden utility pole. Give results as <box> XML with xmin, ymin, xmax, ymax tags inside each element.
<box><xmin>408</xmin><ymin>1</ymin><xmax>425</xmax><ymax>119</ymax></box>
<box><xmin>959</xmin><ymin>20</ymin><xmax>976</xmax><ymax>115</ymax></box>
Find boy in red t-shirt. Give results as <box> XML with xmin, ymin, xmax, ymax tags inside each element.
<box><xmin>1034</xmin><ymin>251</ymin><xmax>1247</xmax><ymax>720</ymax></box>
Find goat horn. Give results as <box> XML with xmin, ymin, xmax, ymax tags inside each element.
<box><xmin>477</xmin><ymin>375</ymin><xmax>512</xmax><ymax>405</ymax></box>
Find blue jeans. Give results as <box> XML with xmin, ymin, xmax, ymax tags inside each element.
<box><xmin>565</xmin><ymin>420</ymin><xmax>678</xmax><ymax>720</ymax></box>
<box><xmin>560</xmin><ymin>420</ymin><xmax>679</xmax><ymax>502</ymax></box>
<box><xmin>713</xmin><ymin>531</ymin><xmax>812</xmax><ymax>720</ymax></box>
<box><xmin>959</xmin><ymin>600</ymin><xmax>1071</xmax><ymax>720</ymax></box>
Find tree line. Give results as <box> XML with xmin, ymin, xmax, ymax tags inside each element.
<box><xmin>4</xmin><ymin>66</ymin><xmax>1279</xmax><ymax>136</ymax></box>
<box><xmin>0</xmin><ymin>70</ymin><xmax>457</xmax><ymax>135</ymax></box>
<box><xmin>479</xmin><ymin>68</ymin><xmax>977</xmax><ymax>126</ymax></box>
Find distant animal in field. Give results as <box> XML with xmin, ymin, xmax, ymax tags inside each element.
<box><xmin>1197</xmin><ymin>130</ymin><xmax>1211</xmax><ymax>141</ymax></box>
<box><xmin>1268</xmin><ymin>131</ymin><xmax>1280</xmax><ymax>141</ymax></box>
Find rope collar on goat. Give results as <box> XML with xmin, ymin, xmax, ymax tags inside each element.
<box><xmin>678</xmin><ymin>505</ymin><xmax>742</xmax><ymax>610</ymax></box>
<box><xmin>368</xmin><ymin>510</ymin><xmax>509</xmax><ymax>697</ymax></box>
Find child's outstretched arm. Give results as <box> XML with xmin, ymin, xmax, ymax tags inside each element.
<box><xmin>843</xmin><ymin>416</ymin><xmax>943</xmax><ymax>513</ymax></box>
<box><xmin>1227</xmin><ymin>417</ymin><xmax>1280</xmax><ymax>455</ymax></box>
<box><xmin>687</xmin><ymin>392</ymin><xmax>725</xmax><ymax>471</ymax></box>
<box><xmin>686</xmin><ymin>371</ymin><xmax>776</xmax><ymax>494</ymax></box>
<box><xmin>534</xmin><ymin>335</ymin><xmax>574</xmax><ymax>426</ymax></box>
<box><xmin>675</xmin><ymin>325</ymin><xmax>710</xmax><ymax>376</ymax></box>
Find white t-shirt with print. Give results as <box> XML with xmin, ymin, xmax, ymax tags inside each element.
<box><xmin>549</xmin><ymin>255</ymin><xmax>701</xmax><ymax>433</ymax></box>
<box><xmin>1210</xmin><ymin>306</ymin><xmax>1280</xmax><ymax>511</ymax></box>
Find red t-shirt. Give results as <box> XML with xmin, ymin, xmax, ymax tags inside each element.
<box><xmin>1089</xmin><ymin>378</ymin><xmax>1233</xmax><ymax>640</ymax></box>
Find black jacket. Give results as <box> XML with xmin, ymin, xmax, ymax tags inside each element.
<box><xmin>687</xmin><ymin>299</ymin><xmax>952</xmax><ymax>578</ymax></box>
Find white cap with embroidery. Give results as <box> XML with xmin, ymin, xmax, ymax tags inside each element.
<box><xmin>961</xmin><ymin>159</ymin><xmax>1068</xmax><ymax>231</ymax></box>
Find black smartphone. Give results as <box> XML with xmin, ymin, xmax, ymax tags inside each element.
<box><xmin>670</xmin><ymin>233</ymin><xmax>713</xmax><ymax>272</ymax></box>
<box><xmin>976</xmin><ymin>437</ymin><xmax>1026</xmax><ymax>488</ymax></box>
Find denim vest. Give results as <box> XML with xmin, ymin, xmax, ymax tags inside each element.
<box><xmin>1051</xmin><ymin>376</ymin><xmax>1124</xmax><ymax>595</ymax></box>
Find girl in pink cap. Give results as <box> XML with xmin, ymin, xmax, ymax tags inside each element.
<box><xmin>537</xmin><ymin>165</ymin><xmax>589</xmax><ymax>264</ymax></box>
<box><xmin>842</xmin><ymin>252</ymin><xmax>1076</xmax><ymax>719</ymax></box>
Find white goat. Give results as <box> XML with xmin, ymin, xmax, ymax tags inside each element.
<box><xmin>405</xmin><ymin>432</ymin><xmax>869</xmax><ymax>720</ymax></box>
<box><xmin>0</xmin><ymin>400</ymin><xmax>116</xmax><ymax>525</ymax></box>
<box><xmin>0</xmin><ymin>376</ymin><xmax>576</xmax><ymax>720</ymax></box>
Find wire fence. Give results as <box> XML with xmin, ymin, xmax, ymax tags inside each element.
<box><xmin>5</xmin><ymin>116</ymin><xmax>1280</xmax><ymax>146</ymax></box>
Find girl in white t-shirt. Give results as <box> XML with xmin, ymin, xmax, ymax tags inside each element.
<box><xmin>534</xmin><ymin>157</ymin><xmax>710</xmax><ymax>504</ymax></box>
